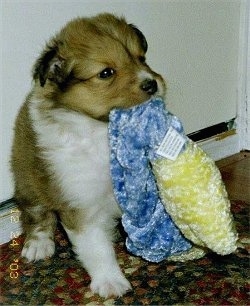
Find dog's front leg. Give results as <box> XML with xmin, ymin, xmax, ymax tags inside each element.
<box><xmin>64</xmin><ymin>224</ymin><xmax>131</xmax><ymax>298</ymax></box>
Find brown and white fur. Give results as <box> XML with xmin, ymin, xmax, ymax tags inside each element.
<box><xmin>11</xmin><ymin>13</ymin><xmax>166</xmax><ymax>298</ymax></box>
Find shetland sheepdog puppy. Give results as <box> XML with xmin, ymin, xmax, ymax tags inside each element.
<box><xmin>11</xmin><ymin>13</ymin><xmax>166</xmax><ymax>297</ymax></box>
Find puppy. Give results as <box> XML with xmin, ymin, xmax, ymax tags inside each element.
<box><xmin>11</xmin><ymin>13</ymin><xmax>166</xmax><ymax>298</ymax></box>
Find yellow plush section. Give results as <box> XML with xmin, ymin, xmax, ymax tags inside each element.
<box><xmin>152</xmin><ymin>140</ymin><xmax>238</xmax><ymax>255</ymax></box>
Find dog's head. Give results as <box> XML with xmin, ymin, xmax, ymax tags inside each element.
<box><xmin>33</xmin><ymin>13</ymin><xmax>166</xmax><ymax>120</ymax></box>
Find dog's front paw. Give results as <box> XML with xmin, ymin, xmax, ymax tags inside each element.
<box><xmin>90</xmin><ymin>272</ymin><xmax>131</xmax><ymax>298</ymax></box>
<box><xmin>21</xmin><ymin>237</ymin><xmax>55</xmax><ymax>262</ymax></box>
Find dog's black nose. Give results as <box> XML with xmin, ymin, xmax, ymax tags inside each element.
<box><xmin>140</xmin><ymin>79</ymin><xmax>158</xmax><ymax>95</ymax></box>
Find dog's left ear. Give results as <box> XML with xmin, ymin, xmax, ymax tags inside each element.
<box><xmin>129</xmin><ymin>24</ymin><xmax>148</xmax><ymax>53</ymax></box>
<box><xmin>33</xmin><ymin>42</ymin><xmax>71</xmax><ymax>89</ymax></box>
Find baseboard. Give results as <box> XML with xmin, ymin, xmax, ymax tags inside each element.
<box><xmin>198</xmin><ymin>130</ymin><xmax>240</xmax><ymax>161</ymax></box>
<box><xmin>187</xmin><ymin>118</ymin><xmax>241</xmax><ymax>160</ymax></box>
<box><xmin>187</xmin><ymin>118</ymin><xmax>235</xmax><ymax>142</ymax></box>
<box><xmin>0</xmin><ymin>199</ymin><xmax>22</xmax><ymax>245</ymax></box>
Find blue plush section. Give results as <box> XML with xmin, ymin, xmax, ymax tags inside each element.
<box><xmin>109</xmin><ymin>98</ymin><xmax>191</xmax><ymax>262</ymax></box>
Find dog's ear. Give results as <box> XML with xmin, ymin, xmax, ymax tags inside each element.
<box><xmin>33</xmin><ymin>42</ymin><xmax>70</xmax><ymax>88</ymax></box>
<box><xmin>129</xmin><ymin>24</ymin><xmax>148</xmax><ymax>53</ymax></box>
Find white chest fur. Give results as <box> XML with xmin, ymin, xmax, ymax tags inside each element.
<box><xmin>29</xmin><ymin>99</ymin><xmax>119</xmax><ymax>214</ymax></box>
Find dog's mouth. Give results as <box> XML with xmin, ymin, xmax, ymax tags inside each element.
<box><xmin>100</xmin><ymin>82</ymin><xmax>165</xmax><ymax>122</ymax></box>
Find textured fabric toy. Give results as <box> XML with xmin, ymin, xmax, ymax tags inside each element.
<box><xmin>109</xmin><ymin>99</ymin><xmax>192</xmax><ymax>262</ymax></box>
<box><xmin>109</xmin><ymin>98</ymin><xmax>238</xmax><ymax>262</ymax></box>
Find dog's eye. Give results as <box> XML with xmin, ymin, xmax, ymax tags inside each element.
<box><xmin>98</xmin><ymin>68</ymin><xmax>115</xmax><ymax>79</ymax></box>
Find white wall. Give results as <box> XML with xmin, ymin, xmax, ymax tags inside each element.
<box><xmin>0</xmin><ymin>0</ymin><xmax>243</xmax><ymax>201</ymax></box>
<box><xmin>244</xmin><ymin>0</ymin><xmax>250</xmax><ymax>149</ymax></box>
<box><xmin>238</xmin><ymin>0</ymin><xmax>250</xmax><ymax>150</ymax></box>
<box><xmin>248</xmin><ymin>15</ymin><xmax>250</xmax><ymax>149</ymax></box>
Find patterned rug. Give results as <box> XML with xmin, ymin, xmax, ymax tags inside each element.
<box><xmin>0</xmin><ymin>200</ymin><xmax>249</xmax><ymax>305</ymax></box>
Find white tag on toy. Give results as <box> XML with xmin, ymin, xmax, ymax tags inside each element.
<box><xmin>156</xmin><ymin>126</ymin><xmax>186</xmax><ymax>160</ymax></box>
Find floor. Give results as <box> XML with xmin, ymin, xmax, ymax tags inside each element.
<box><xmin>216</xmin><ymin>150</ymin><xmax>250</xmax><ymax>203</ymax></box>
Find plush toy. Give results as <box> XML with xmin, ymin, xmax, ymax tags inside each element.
<box><xmin>109</xmin><ymin>98</ymin><xmax>238</xmax><ymax>262</ymax></box>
